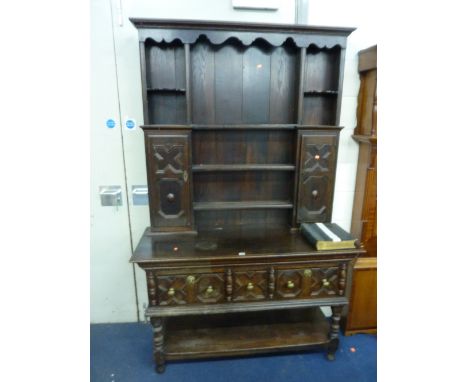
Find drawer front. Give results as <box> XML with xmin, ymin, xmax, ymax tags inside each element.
<box><xmin>155</xmin><ymin>272</ymin><xmax>225</xmax><ymax>306</ymax></box>
<box><xmin>275</xmin><ymin>266</ymin><xmax>342</xmax><ymax>299</ymax></box>
<box><xmin>232</xmin><ymin>270</ymin><xmax>268</xmax><ymax>302</ymax></box>
<box><xmin>148</xmin><ymin>262</ymin><xmax>347</xmax><ymax>307</ymax></box>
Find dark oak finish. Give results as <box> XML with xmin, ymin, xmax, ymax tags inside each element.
<box><xmin>164</xmin><ymin>308</ymin><xmax>330</xmax><ymax>360</ymax></box>
<box><xmin>144</xmin><ymin>130</ymin><xmax>194</xmax><ymax>233</ymax></box>
<box><xmin>296</xmin><ymin>129</ymin><xmax>340</xmax><ymax>223</ymax></box>
<box><xmin>345</xmin><ymin>45</ymin><xmax>377</xmax><ymax>335</ymax></box>
<box><xmin>130</xmin><ymin>19</ymin><xmax>357</xmax><ymax>373</ymax></box>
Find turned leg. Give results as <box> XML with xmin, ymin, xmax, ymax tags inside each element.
<box><xmin>327</xmin><ymin>305</ymin><xmax>343</xmax><ymax>361</ymax></box>
<box><xmin>151</xmin><ymin>317</ymin><xmax>166</xmax><ymax>373</ymax></box>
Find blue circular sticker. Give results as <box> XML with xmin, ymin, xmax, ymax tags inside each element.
<box><xmin>126</xmin><ymin>119</ymin><xmax>135</xmax><ymax>129</ymax></box>
<box><xmin>106</xmin><ymin>119</ymin><xmax>116</xmax><ymax>128</ymax></box>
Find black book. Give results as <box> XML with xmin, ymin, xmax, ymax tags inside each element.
<box><xmin>300</xmin><ymin>222</ymin><xmax>358</xmax><ymax>250</ymax></box>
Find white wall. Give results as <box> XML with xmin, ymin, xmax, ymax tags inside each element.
<box><xmin>308</xmin><ymin>0</ymin><xmax>377</xmax><ymax>229</ymax></box>
<box><xmin>91</xmin><ymin>0</ymin><xmax>376</xmax><ymax>323</ymax></box>
<box><xmin>90</xmin><ymin>0</ymin><xmax>139</xmax><ymax>323</ymax></box>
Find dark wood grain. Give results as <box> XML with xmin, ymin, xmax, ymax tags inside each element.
<box><xmin>304</xmin><ymin>46</ymin><xmax>340</xmax><ymax>92</ymax></box>
<box><xmin>184</xmin><ymin>43</ymin><xmax>192</xmax><ymax>123</ymax></box>
<box><xmin>131</xmin><ymin>19</ymin><xmax>356</xmax><ymax>372</ymax></box>
<box><xmin>193</xmin><ymin>200</ymin><xmax>293</xmax><ymax>210</ymax></box>
<box><xmin>192</xmin><ymin>164</ymin><xmax>295</xmax><ymax>172</ymax></box>
<box><xmin>131</xmin><ymin>227</ymin><xmax>363</xmax><ymax>264</ymax></box>
<box><xmin>145</xmin><ymin>130</ymin><xmax>193</xmax><ymax>232</ymax></box>
<box><xmin>130</xmin><ymin>18</ymin><xmax>355</xmax><ymax>49</ymax></box>
<box><xmin>163</xmin><ymin>308</ymin><xmax>329</xmax><ymax>360</ymax></box>
<box><xmin>269</xmin><ymin>41</ymin><xmax>299</xmax><ymax>123</ymax></box>
<box><xmin>296</xmin><ymin>129</ymin><xmax>340</xmax><ymax>223</ymax></box>
<box><xmin>215</xmin><ymin>40</ymin><xmax>243</xmax><ymax>123</ymax></box>
<box><xmin>242</xmin><ymin>41</ymin><xmax>271</xmax><ymax>123</ymax></box>
<box><xmin>191</xmin><ymin>37</ymin><xmax>215</xmax><ymax>124</ymax></box>
<box><xmin>302</xmin><ymin>96</ymin><xmax>337</xmax><ymax>125</ymax></box>
<box><xmin>148</xmin><ymin>93</ymin><xmax>186</xmax><ymax>124</ymax></box>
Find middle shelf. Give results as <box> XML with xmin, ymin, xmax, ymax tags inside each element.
<box><xmin>193</xmin><ymin>201</ymin><xmax>294</xmax><ymax>211</ymax></box>
<box><xmin>192</xmin><ymin>164</ymin><xmax>296</xmax><ymax>172</ymax></box>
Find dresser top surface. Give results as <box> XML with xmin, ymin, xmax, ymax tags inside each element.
<box><xmin>131</xmin><ymin>228</ymin><xmax>364</xmax><ymax>265</ymax></box>
<box><xmin>130</xmin><ymin>18</ymin><xmax>356</xmax><ymax>35</ymax></box>
<box><xmin>130</xmin><ymin>18</ymin><xmax>355</xmax><ymax>48</ymax></box>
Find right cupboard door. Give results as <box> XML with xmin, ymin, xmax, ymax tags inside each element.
<box><xmin>296</xmin><ymin>129</ymin><xmax>340</xmax><ymax>223</ymax></box>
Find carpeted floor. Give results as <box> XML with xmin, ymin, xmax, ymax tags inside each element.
<box><xmin>91</xmin><ymin>322</ymin><xmax>376</xmax><ymax>382</ymax></box>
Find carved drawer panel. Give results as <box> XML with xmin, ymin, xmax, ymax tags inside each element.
<box><xmin>275</xmin><ymin>264</ymin><xmax>347</xmax><ymax>300</ymax></box>
<box><xmin>232</xmin><ymin>270</ymin><xmax>268</xmax><ymax>302</ymax></box>
<box><xmin>276</xmin><ymin>270</ymin><xmax>304</xmax><ymax>298</ymax></box>
<box><xmin>195</xmin><ymin>273</ymin><xmax>225</xmax><ymax>304</ymax></box>
<box><xmin>156</xmin><ymin>275</ymin><xmax>190</xmax><ymax>306</ymax></box>
<box><xmin>149</xmin><ymin>263</ymin><xmax>347</xmax><ymax>307</ymax></box>
<box><xmin>155</xmin><ymin>272</ymin><xmax>225</xmax><ymax>306</ymax></box>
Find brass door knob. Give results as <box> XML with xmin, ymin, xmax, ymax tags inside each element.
<box><xmin>287</xmin><ymin>280</ymin><xmax>295</xmax><ymax>289</ymax></box>
<box><xmin>322</xmin><ymin>279</ymin><xmax>330</xmax><ymax>287</ymax></box>
<box><xmin>247</xmin><ymin>282</ymin><xmax>254</xmax><ymax>291</ymax></box>
<box><xmin>167</xmin><ymin>287</ymin><xmax>175</xmax><ymax>296</ymax></box>
<box><xmin>206</xmin><ymin>285</ymin><xmax>214</xmax><ymax>294</ymax></box>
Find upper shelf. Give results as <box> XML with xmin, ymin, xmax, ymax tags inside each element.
<box><xmin>130</xmin><ymin>18</ymin><xmax>355</xmax><ymax>48</ymax></box>
<box><xmin>304</xmin><ymin>90</ymin><xmax>338</xmax><ymax>96</ymax></box>
<box><xmin>141</xmin><ymin>124</ymin><xmax>344</xmax><ymax>131</ymax></box>
<box><xmin>147</xmin><ymin>87</ymin><xmax>186</xmax><ymax>93</ymax></box>
<box><xmin>193</xmin><ymin>200</ymin><xmax>294</xmax><ymax>211</ymax></box>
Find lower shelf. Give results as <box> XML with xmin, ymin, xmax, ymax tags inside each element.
<box><xmin>164</xmin><ymin>307</ymin><xmax>330</xmax><ymax>360</ymax></box>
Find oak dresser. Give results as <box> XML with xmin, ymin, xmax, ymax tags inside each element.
<box><xmin>129</xmin><ymin>19</ymin><xmax>364</xmax><ymax>373</ymax></box>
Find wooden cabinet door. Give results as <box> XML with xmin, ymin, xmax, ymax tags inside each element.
<box><xmin>145</xmin><ymin>131</ymin><xmax>193</xmax><ymax>230</ymax></box>
<box><xmin>296</xmin><ymin>130</ymin><xmax>339</xmax><ymax>223</ymax></box>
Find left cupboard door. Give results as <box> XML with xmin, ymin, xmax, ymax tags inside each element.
<box><xmin>144</xmin><ymin>131</ymin><xmax>194</xmax><ymax>232</ymax></box>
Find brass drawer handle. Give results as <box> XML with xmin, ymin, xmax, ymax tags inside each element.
<box><xmin>287</xmin><ymin>280</ymin><xmax>295</xmax><ymax>289</ymax></box>
<box><xmin>312</xmin><ymin>190</ymin><xmax>319</xmax><ymax>199</ymax></box>
<box><xmin>167</xmin><ymin>287</ymin><xmax>175</xmax><ymax>296</ymax></box>
<box><xmin>206</xmin><ymin>285</ymin><xmax>214</xmax><ymax>294</ymax></box>
<box><xmin>322</xmin><ymin>279</ymin><xmax>330</xmax><ymax>287</ymax></box>
<box><xmin>166</xmin><ymin>193</ymin><xmax>175</xmax><ymax>202</ymax></box>
<box><xmin>247</xmin><ymin>282</ymin><xmax>254</xmax><ymax>291</ymax></box>
<box><xmin>186</xmin><ymin>275</ymin><xmax>195</xmax><ymax>284</ymax></box>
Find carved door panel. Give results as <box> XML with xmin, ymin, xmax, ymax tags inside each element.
<box><xmin>296</xmin><ymin>130</ymin><xmax>339</xmax><ymax>223</ymax></box>
<box><xmin>145</xmin><ymin>131</ymin><xmax>193</xmax><ymax>230</ymax></box>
